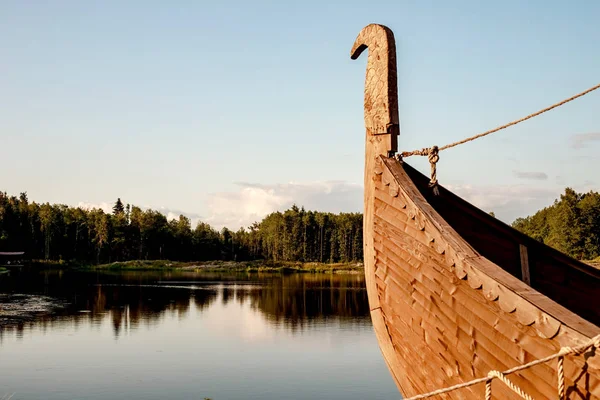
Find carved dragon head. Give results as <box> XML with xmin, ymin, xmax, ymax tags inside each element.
<box><xmin>351</xmin><ymin>24</ymin><xmax>399</xmax><ymax>154</ymax></box>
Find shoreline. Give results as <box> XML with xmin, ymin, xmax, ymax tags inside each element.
<box><xmin>29</xmin><ymin>259</ymin><xmax>365</xmax><ymax>274</ymax></box>
<box><xmin>19</xmin><ymin>258</ymin><xmax>599</xmax><ymax>273</ymax></box>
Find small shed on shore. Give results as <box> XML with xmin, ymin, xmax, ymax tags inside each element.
<box><xmin>0</xmin><ymin>252</ymin><xmax>26</xmax><ymax>266</ymax></box>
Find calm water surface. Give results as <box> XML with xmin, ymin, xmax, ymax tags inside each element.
<box><xmin>0</xmin><ymin>268</ymin><xmax>399</xmax><ymax>400</ymax></box>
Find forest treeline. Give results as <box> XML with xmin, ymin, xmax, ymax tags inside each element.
<box><xmin>2</xmin><ymin>187</ymin><xmax>598</xmax><ymax>265</ymax></box>
<box><xmin>0</xmin><ymin>192</ymin><xmax>362</xmax><ymax>264</ymax></box>
<box><xmin>512</xmin><ymin>188</ymin><xmax>600</xmax><ymax>260</ymax></box>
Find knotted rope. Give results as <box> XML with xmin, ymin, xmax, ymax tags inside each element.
<box><xmin>427</xmin><ymin>146</ymin><xmax>439</xmax><ymax>195</ymax></box>
<box><xmin>397</xmin><ymin>82</ymin><xmax>600</xmax><ymax>191</ymax></box>
<box><xmin>485</xmin><ymin>371</ymin><xmax>534</xmax><ymax>400</ymax></box>
<box><xmin>403</xmin><ymin>334</ymin><xmax>600</xmax><ymax>400</ymax></box>
<box><xmin>397</xmin><ymin>146</ymin><xmax>441</xmax><ymax>194</ymax></box>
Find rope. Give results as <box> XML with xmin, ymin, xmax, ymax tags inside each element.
<box><xmin>398</xmin><ymin>82</ymin><xmax>600</xmax><ymax>190</ymax></box>
<box><xmin>487</xmin><ymin>370</ymin><xmax>534</xmax><ymax>400</ymax></box>
<box><xmin>396</xmin><ymin>146</ymin><xmax>441</xmax><ymax>195</ymax></box>
<box><xmin>427</xmin><ymin>146</ymin><xmax>440</xmax><ymax>196</ymax></box>
<box><xmin>557</xmin><ymin>355</ymin><xmax>565</xmax><ymax>400</ymax></box>
<box><xmin>402</xmin><ymin>334</ymin><xmax>600</xmax><ymax>400</ymax></box>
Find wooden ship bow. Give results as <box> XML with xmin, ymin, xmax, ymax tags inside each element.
<box><xmin>351</xmin><ymin>24</ymin><xmax>600</xmax><ymax>399</ymax></box>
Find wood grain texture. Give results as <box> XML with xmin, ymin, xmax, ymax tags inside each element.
<box><xmin>520</xmin><ymin>245</ymin><xmax>531</xmax><ymax>285</ymax></box>
<box><xmin>350</xmin><ymin>23</ymin><xmax>399</xmax><ymax>149</ymax></box>
<box><xmin>351</xmin><ymin>23</ymin><xmax>600</xmax><ymax>399</ymax></box>
<box><xmin>350</xmin><ymin>23</ymin><xmax>405</xmax><ymax>394</ymax></box>
<box><xmin>376</xmin><ymin>158</ymin><xmax>600</xmax><ymax>398</ymax></box>
<box><xmin>402</xmin><ymin>161</ymin><xmax>600</xmax><ymax>329</ymax></box>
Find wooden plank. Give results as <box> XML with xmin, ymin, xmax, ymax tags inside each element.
<box><xmin>520</xmin><ymin>244</ymin><xmax>531</xmax><ymax>285</ymax></box>
<box><xmin>375</xmin><ymin>215</ymin><xmax>599</xmax><ymax>397</ymax></box>
<box><xmin>373</xmin><ymin>232</ymin><xmax>561</xmax><ymax>399</ymax></box>
<box><xmin>384</xmin><ymin>157</ymin><xmax>600</xmax><ymax>337</ymax></box>
<box><xmin>378</xmin><ymin>194</ymin><xmax>597</xmax><ymax>395</ymax></box>
<box><xmin>398</xmin><ymin>158</ymin><xmax>600</xmax><ymax>327</ymax></box>
<box><xmin>376</xmin><ymin>253</ymin><xmax>540</xmax><ymax>399</ymax></box>
<box><xmin>378</xmin><ymin>242</ymin><xmax>558</xmax><ymax>394</ymax></box>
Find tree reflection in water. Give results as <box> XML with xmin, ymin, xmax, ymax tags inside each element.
<box><xmin>0</xmin><ymin>269</ymin><xmax>369</xmax><ymax>340</ymax></box>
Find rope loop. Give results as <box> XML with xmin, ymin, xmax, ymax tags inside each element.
<box><xmin>427</xmin><ymin>146</ymin><xmax>440</xmax><ymax>195</ymax></box>
<box><xmin>427</xmin><ymin>146</ymin><xmax>439</xmax><ymax>164</ymax></box>
<box><xmin>398</xmin><ymin>146</ymin><xmax>441</xmax><ymax>194</ymax></box>
<box><xmin>485</xmin><ymin>379</ymin><xmax>492</xmax><ymax>400</ymax></box>
<box><xmin>559</xmin><ymin>346</ymin><xmax>573</xmax><ymax>355</ymax></box>
<box><xmin>487</xmin><ymin>371</ymin><xmax>534</xmax><ymax>400</ymax></box>
<box><xmin>557</xmin><ymin>356</ymin><xmax>565</xmax><ymax>400</ymax></box>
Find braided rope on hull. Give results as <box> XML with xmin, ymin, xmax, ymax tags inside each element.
<box><xmin>403</xmin><ymin>334</ymin><xmax>600</xmax><ymax>400</ymax></box>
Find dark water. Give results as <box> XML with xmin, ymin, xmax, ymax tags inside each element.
<box><xmin>0</xmin><ymin>268</ymin><xmax>400</xmax><ymax>400</ymax></box>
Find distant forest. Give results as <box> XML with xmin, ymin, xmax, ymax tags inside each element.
<box><xmin>512</xmin><ymin>188</ymin><xmax>600</xmax><ymax>261</ymax></box>
<box><xmin>0</xmin><ymin>192</ymin><xmax>363</xmax><ymax>264</ymax></box>
<box><xmin>1</xmin><ymin>187</ymin><xmax>598</xmax><ymax>265</ymax></box>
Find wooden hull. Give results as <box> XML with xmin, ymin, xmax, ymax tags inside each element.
<box><xmin>365</xmin><ymin>156</ymin><xmax>600</xmax><ymax>399</ymax></box>
<box><xmin>351</xmin><ymin>23</ymin><xmax>600</xmax><ymax>398</ymax></box>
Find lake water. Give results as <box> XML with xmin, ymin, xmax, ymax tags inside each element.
<box><xmin>0</xmin><ymin>268</ymin><xmax>400</xmax><ymax>400</ymax></box>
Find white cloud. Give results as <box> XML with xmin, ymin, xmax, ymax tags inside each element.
<box><xmin>77</xmin><ymin>201</ymin><xmax>113</xmax><ymax>214</ymax></box>
<box><xmin>445</xmin><ymin>183</ymin><xmax>560</xmax><ymax>223</ymax></box>
<box><xmin>77</xmin><ymin>179</ymin><xmax>597</xmax><ymax>233</ymax></box>
<box><xmin>155</xmin><ymin>206</ymin><xmax>203</xmax><ymax>227</ymax></box>
<box><xmin>513</xmin><ymin>170</ymin><xmax>548</xmax><ymax>181</ymax></box>
<box><xmin>571</xmin><ymin>132</ymin><xmax>600</xmax><ymax>149</ymax></box>
<box><xmin>203</xmin><ymin>181</ymin><xmax>363</xmax><ymax>230</ymax></box>
<box><xmin>202</xmin><ymin>180</ymin><xmax>561</xmax><ymax>229</ymax></box>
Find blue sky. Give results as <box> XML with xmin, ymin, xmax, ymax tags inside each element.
<box><xmin>1</xmin><ymin>0</ymin><xmax>599</xmax><ymax>229</ymax></box>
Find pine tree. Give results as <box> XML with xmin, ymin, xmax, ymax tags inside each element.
<box><xmin>113</xmin><ymin>198</ymin><xmax>125</xmax><ymax>215</ymax></box>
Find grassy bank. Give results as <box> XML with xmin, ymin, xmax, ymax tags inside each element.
<box><xmin>585</xmin><ymin>257</ymin><xmax>600</xmax><ymax>269</ymax></box>
<box><xmin>29</xmin><ymin>259</ymin><xmax>79</xmax><ymax>268</ymax></box>
<box><xmin>82</xmin><ymin>259</ymin><xmax>364</xmax><ymax>273</ymax></box>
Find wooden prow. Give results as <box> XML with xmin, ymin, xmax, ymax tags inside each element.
<box><xmin>350</xmin><ymin>23</ymin><xmax>399</xmax><ymax>155</ymax></box>
<box><xmin>351</xmin><ymin>24</ymin><xmax>408</xmax><ymax>394</ymax></box>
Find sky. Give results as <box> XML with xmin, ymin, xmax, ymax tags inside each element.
<box><xmin>1</xmin><ymin>0</ymin><xmax>599</xmax><ymax>230</ymax></box>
